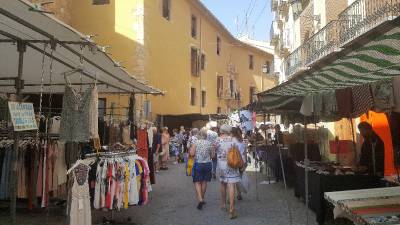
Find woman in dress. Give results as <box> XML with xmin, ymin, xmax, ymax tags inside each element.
<box><xmin>216</xmin><ymin>124</ymin><xmax>241</xmax><ymax>219</ymax></box>
<box><xmin>160</xmin><ymin>127</ymin><xmax>170</xmax><ymax>170</ymax></box>
<box><xmin>190</xmin><ymin>128</ymin><xmax>214</xmax><ymax>210</ymax></box>
<box><xmin>231</xmin><ymin>127</ymin><xmax>247</xmax><ymax>200</ymax></box>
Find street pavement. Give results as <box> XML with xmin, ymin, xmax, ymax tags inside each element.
<box><xmin>0</xmin><ymin>160</ymin><xmax>319</xmax><ymax>225</ymax></box>
<box><xmin>98</xmin><ymin>161</ymin><xmax>319</xmax><ymax>225</ymax></box>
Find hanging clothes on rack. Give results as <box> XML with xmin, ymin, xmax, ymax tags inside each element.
<box><xmin>49</xmin><ymin>116</ymin><xmax>61</xmax><ymax>134</ymax></box>
<box><xmin>0</xmin><ymin>138</ymin><xmax>68</xmax><ymax>206</ymax></box>
<box><xmin>90</xmin><ymin>152</ymin><xmax>151</xmax><ymax>210</ymax></box>
<box><xmin>136</xmin><ymin>129</ymin><xmax>148</xmax><ymax>160</ymax></box>
<box><xmin>0</xmin><ymin>145</ymin><xmax>12</xmax><ymax>200</ymax></box>
<box><xmin>60</xmin><ymin>85</ymin><xmax>99</xmax><ymax>142</ymax></box>
<box><xmin>121</xmin><ymin>121</ymin><xmax>132</xmax><ymax>145</ymax></box>
<box><xmin>67</xmin><ymin>160</ymin><xmax>92</xmax><ymax>225</ymax></box>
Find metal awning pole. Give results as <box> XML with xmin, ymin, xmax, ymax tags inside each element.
<box><xmin>10</xmin><ymin>41</ymin><xmax>26</xmax><ymax>225</ymax></box>
<box><xmin>304</xmin><ymin>116</ymin><xmax>309</xmax><ymax>225</ymax></box>
<box><xmin>350</xmin><ymin>118</ymin><xmax>358</xmax><ymax>165</ymax></box>
<box><xmin>277</xmin><ymin>125</ymin><xmax>293</xmax><ymax>225</ymax></box>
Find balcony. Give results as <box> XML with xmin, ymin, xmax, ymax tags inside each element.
<box><xmin>278</xmin><ymin>0</ymin><xmax>290</xmax><ymax>17</ymax></box>
<box><xmin>305</xmin><ymin>20</ymin><xmax>342</xmax><ymax>65</ymax></box>
<box><xmin>284</xmin><ymin>0</ymin><xmax>400</xmax><ymax>79</ymax></box>
<box><xmin>270</xmin><ymin>21</ymin><xmax>280</xmax><ymax>46</ymax></box>
<box><xmin>285</xmin><ymin>45</ymin><xmax>308</xmax><ymax>77</ymax></box>
<box><xmin>272</xmin><ymin>0</ymin><xmax>278</xmax><ymax>11</ymax></box>
<box><xmin>338</xmin><ymin>0</ymin><xmax>400</xmax><ymax>46</ymax></box>
<box><xmin>279</xmin><ymin>29</ymin><xmax>292</xmax><ymax>57</ymax></box>
<box><xmin>291</xmin><ymin>0</ymin><xmax>311</xmax><ymax>20</ymax></box>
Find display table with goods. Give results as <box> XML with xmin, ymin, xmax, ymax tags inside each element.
<box><xmin>294</xmin><ymin>161</ymin><xmax>383</xmax><ymax>225</ymax></box>
<box><xmin>256</xmin><ymin>145</ymin><xmax>289</xmax><ymax>181</ymax></box>
<box><xmin>325</xmin><ymin>186</ymin><xmax>400</xmax><ymax>225</ymax></box>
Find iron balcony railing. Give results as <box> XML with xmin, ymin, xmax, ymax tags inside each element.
<box><xmin>338</xmin><ymin>0</ymin><xmax>400</xmax><ymax>45</ymax></box>
<box><xmin>285</xmin><ymin>45</ymin><xmax>307</xmax><ymax>76</ymax></box>
<box><xmin>305</xmin><ymin>20</ymin><xmax>343</xmax><ymax>65</ymax></box>
<box><xmin>270</xmin><ymin>21</ymin><xmax>280</xmax><ymax>46</ymax></box>
<box><xmin>284</xmin><ymin>0</ymin><xmax>400</xmax><ymax>79</ymax></box>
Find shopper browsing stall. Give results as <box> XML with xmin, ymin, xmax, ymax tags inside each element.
<box><xmin>357</xmin><ymin>122</ymin><xmax>384</xmax><ymax>177</ymax></box>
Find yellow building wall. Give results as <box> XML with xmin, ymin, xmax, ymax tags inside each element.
<box><xmin>42</xmin><ymin>0</ymin><xmax>276</xmax><ymax>122</ymax></box>
<box><xmin>144</xmin><ymin>0</ymin><xmax>276</xmax><ymax>117</ymax></box>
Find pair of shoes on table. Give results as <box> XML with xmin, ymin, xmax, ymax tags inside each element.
<box><xmin>197</xmin><ymin>201</ymin><xmax>206</xmax><ymax>210</ymax></box>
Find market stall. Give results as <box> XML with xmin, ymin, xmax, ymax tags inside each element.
<box><xmin>0</xmin><ymin>1</ymin><xmax>162</xmax><ymax>225</ymax></box>
<box><xmin>250</xmin><ymin>17</ymin><xmax>400</xmax><ymax>225</ymax></box>
<box><xmin>325</xmin><ymin>186</ymin><xmax>400</xmax><ymax>225</ymax></box>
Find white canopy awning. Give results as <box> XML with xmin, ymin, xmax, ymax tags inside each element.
<box><xmin>0</xmin><ymin>0</ymin><xmax>162</xmax><ymax>94</ymax></box>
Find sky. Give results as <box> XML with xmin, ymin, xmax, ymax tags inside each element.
<box><xmin>201</xmin><ymin>0</ymin><xmax>273</xmax><ymax>41</ymax></box>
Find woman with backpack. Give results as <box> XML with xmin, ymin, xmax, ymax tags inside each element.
<box><xmin>231</xmin><ymin>127</ymin><xmax>247</xmax><ymax>201</ymax></box>
<box><xmin>216</xmin><ymin>124</ymin><xmax>242</xmax><ymax>219</ymax></box>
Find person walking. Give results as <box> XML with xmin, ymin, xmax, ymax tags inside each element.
<box><xmin>216</xmin><ymin>124</ymin><xmax>241</xmax><ymax>219</ymax></box>
<box><xmin>232</xmin><ymin>127</ymin><xmax>247</xmax><ymax>201</ymax></box>
<box><xmin>207</xmin><ymin>126</ymin><xmax>219</xmax><ymax>179</ymax></box>
<box><xmin>152</xmin><ymin>127</ymin><xmax>162</xmax><ymax>173</ymax></box>
<box><xmin>189</xmin><ymin>128</ymin><xmax>214</xmax><ymax>210</ymax></box>
<box><xmin>170</xmin><ymin>129</ymin><xmax>180</xmax><ymax>165</ymax></box>
<box><xmin>160</xmin><ymin>127</ymin><xmax>170</xmax><ymax>170</ymax></box>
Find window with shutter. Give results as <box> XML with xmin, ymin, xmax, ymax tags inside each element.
<box><xmin>191</xmin><ymin>48</ymin><xmax>199</xmax><ymax>76</ymax></box>
<box><xmin>162</xmin><ymin>0</ymin><xmax>171</xmax><ymax>20</ymax></box>
<box><xmin>217</xmin><ymin>76</ymin><xmax>223</xmax><ymax>98</ymax></box>
<box><xmin>249</xmin><ymin>55</ymin><xmax>254</xmax><ymax>70</ymax></box>
<box><xmin>266</xmin><ymin>61</ymin><xmax>271</xmax><ymax>73</ymax></box>
<box><xmin>191</xmin><ymin>15</ymin><xmax>197</xmax><ymax>38</ymax></box>
<box><xmin>201</xmin><ymin>91</ymin><xmax>206</xmax><ymax>107</ymax></box>
<box><xmin>201</xmin><ymin>53</ymin><xmax>205</xmax><ymax>70</ymax></box>
<box><xmin>217</xmin><ymin>36</ymin><xmax>221</xmax><ymax>55</ymax></box>
<box><xmin>190</xmin><ymin>88</ymin><xmax>196</xmax><ymax>105</ymax></box>
<box><xmin>93</xmin><ymin>0</ymin><xmax>110</xmax><ymax>5</ymax></box>
<box><xmin>229</xmin><ymin>79</ymin><xmax>234</xmax><ymax>98</ymax></box>
<box><xmin>249</xmin><ymin>87</ymin><xmax>256</xmax><ymax>103</ymax></box>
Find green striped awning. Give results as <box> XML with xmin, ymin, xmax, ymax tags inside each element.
<box><xmin>261</xmin><ymin>27</ymin><xmax>400</xmax><ymax>98</ymax></box>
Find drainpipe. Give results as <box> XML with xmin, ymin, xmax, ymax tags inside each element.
<box><xmin>199</xmin><ymin>18</ymin><xmax>203</xmax><ymax>115</ymax></box>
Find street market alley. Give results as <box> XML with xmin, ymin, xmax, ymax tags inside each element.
<box><xmin>95</xmin><ymin>161</ymin><xmax>318</xmax><ymax>225</ymax></box>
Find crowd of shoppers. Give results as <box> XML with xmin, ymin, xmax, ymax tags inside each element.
<box><xmin>152</xmin><ymin>123</ymin><xmax>252</xmax><ymax>220</ymax></box>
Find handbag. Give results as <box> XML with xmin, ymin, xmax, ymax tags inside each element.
<box><xmin>227</xmin><ymin>144</ymin><xmax>244</xmax><ymax>169</ymax></box>
<box><xmin>159</xmin><ymin>146</ymin><xmax>165</xmax><ymax>156</ymax></box>
<box><xmin>186</xmin><ymin>156</ymin><xmax>194</xmax><ymax>176</ymax></box>
<box><xmin>237</xmin><ymin>172</ymin><xmax>250</xmax><ymax>193</ymax></box>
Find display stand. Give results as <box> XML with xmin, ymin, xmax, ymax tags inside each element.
<box><xmin>85</xmin><ymin>150</ymin><xmax>138</xmax><ymax>225</ymax></box>
<box><xmin>259</xmin><ymin>114</ymin><xmax>275</xmax><ymax>185</ymax></box>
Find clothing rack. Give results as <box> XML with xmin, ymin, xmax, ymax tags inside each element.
<box><xmin>85</xmin><ymin>149</ymin><xmax>138</xmax><ymax>225</ymax></box>
<box><xmin>84</xmin><ymin>149</ymin><xmax>136</xmax><ymax>158</ymax></box>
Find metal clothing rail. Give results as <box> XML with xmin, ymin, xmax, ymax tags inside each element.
<box><xmin>85</xmin><ymin>149</ymin><xmax>137</xmax><ymax>158</ymax></box>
